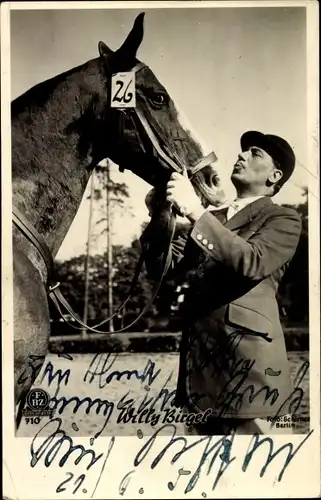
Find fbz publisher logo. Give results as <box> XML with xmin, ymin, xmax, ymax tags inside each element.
<box><xmin>22</xmin><ymin>388</ymin><xmax>54</xmax><ymax>421</ymax></box>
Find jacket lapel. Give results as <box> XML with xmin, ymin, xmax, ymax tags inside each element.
<box><xmin>210</xmin><ymin>207</ymin><xmax>228</xmax><ymax>224</ymax></box>
<box><xmin>224</xmin><ymin>197</ymin><xmax>273</xmax><ymax>231</ymax></box>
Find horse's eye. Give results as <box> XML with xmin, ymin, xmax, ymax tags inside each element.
<box><xmin>150</xmin><ymin>92</ymin><xmax>167</xmax><ymax>107</ymax></box>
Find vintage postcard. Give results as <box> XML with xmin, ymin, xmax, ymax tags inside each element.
<box><xmin>1</xmin><ymin>1</ymin><xmax>320</xmax><ymax>498</ymax></box>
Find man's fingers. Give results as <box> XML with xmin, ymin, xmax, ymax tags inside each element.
<box><xmin>167</xmin><ymin>179</ymin><xmax>184</xmax><ymax>189</ymax></box>
<box><xmin>166</xmin><ymin>195</ymin><xmax>176</xmax><ymax>205</ymax></box>
<box><xmin>170</xmin><ymin>167</ymin><xmax>188</xmax><ymax>178</ymax></box>
<box><xmin>170</xmin><ymin>172</ymin><xmax>182</xmax><ymax>180</ymax></box>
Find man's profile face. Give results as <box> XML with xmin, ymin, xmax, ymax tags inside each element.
<box><xmin>231</xmin><ymin>146</ymin><xmax>281</xmax><ymax>190</ymax></box>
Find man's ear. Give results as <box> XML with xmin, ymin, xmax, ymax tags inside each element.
<box><xmin>267</xmin><ymin>168</ymin><xmax>283</xmax><ymax>187</ymax></box>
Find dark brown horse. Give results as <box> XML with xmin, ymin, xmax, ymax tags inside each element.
<box><xmin>12</xmin><ymin>13</ymin><xmax>225</xmax><ymax>418</ymax></box>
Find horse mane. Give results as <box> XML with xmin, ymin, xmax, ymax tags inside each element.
<box><xmin>11</xmin><ymin>60</ymin><xmax>97</xmax><ymax>117</ymax></box>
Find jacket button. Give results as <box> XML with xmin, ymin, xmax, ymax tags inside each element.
<box><xmin>202</xmin><ymin>238</ymin><xmax>208</xmax><ymax>245</ymax></box>
<box><xmin>196</xmin><ymin>234</ymin><xmax>202</xmax><ymax>241</ymax></box>
<box><xmin>208</xmin><ymin>243</ymin><xmax>214</xmax><ymax>250</ymax></box>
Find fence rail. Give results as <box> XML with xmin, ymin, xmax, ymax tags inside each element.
<box><xmin>49</xmin><ymin>326</ymin><xmax>309</xmax><ymax>354</ymax></box>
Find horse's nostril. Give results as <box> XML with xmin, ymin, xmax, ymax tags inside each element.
<box><xmin>210</xmin><ymin>173</ymin><xmax>219</xmax><ymax>187</ymax></box>
<box><xmin>202</xmin><ymin>172</ymin><xmax>215</xmax><ymax>188</ymax></box>
<box><xmin>204</xmin><ymin>170</ymin><xmax>220</xmax><ymax>188</ymax></box>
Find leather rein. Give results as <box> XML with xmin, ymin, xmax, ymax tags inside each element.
<box><xmin>12</xmin><ymin>62</ymin><xmax>216</xmax><ymax>334</ymax></box>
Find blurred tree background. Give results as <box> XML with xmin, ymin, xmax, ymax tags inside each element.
<box><xmin>50</xmin><ymin>185</ymin><xmax>309</xmax><ymax>334</ymax></box>
<box><xmin>277</xmin><ymin>187</ymin><xmax>309</xmax><ymax>325</ymax></box>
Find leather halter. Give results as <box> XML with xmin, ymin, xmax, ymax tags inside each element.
<box><xmin>123</xmin><ymin>63</ymin><xmax>217</xmax><ymax>178</ymax></box>
<box><xmin>12</xmin><ymin>62</ymin><xmax>217</xmax><ymax>334</ymax></box>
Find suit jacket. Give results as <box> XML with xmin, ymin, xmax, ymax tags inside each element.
<box><xmin>142</xmin><ymin>197</ymin><xmax>302</xmax><ymax>418</ymax></box>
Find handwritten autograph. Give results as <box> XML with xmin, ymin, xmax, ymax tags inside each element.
<box><xmin>183</xmin><ymin>327</ymin><xmax>308</xmax><ymax>420</ymax></box>
<box><xmin>84</xmin><ymin>353</ymin><xmax>161</xmax><ymax>388</ymax></box>
<box><xmin>29</xmin><ymin>417</ymin><xmax>313</xmax><ymax>497</ymax></box>
<box><xmin>32</xmin><ymin>345</ymin><xmax>309</xmax><ymax>440</ymax></box>
<box><xmin>24</xmin><ymin>343</ymin><xmax>312</xmax><ymax>496</ymax></box>
<box><xmin>37</xmin><ymin>352</ymin><xmax>213</xmax><ymax>436</ymax></box>
<box><xmin>30</xmin><ymin>417</ymin><xmax>115</xmax><ymax>497</ymax></box>
<box><xmin>132</xmin><ymin>423</ymin><xmax>314</xmax><ymax>493</ymax></box>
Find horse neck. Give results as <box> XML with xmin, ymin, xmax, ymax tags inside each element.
<box><xmin>11</xmin><ymin>58</ymin><xmax>107</xmax><ymax>257</ymax></box>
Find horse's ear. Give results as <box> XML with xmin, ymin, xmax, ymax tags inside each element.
<box><xmin>115</xmin><ymin>12</ymin><xmax>145</xmax><ymax>60</ymax></box>
<box><xmin>98</xmin><ymin>41</ymin><xmax>113</xmax><ymax>58</ymax></box>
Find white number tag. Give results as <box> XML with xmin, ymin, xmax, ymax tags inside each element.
<box><xmin>111</xmin><ymin>72</ymin><xmax>136</xmax><ymax>108</ymax></box>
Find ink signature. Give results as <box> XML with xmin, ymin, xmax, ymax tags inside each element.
<box><xmin>29</xmin><ymin>413</ymin><xmax>313</xmax><ymax>498</ymax></box>
<box><xmin>38</xmin><ymin>354</ymin><xmax>175</xmax><ymax>436</ymax></box>
<box><xmin>17</xmin><ymin>355</ymin><xmax>46</xmax><ymax>387</ymax></box>
<box><xmin>32</xmin><ymin>344</ymin><xmax>308</xmax><ymax>440</ymax></box>
<box><xmin>18</xmin><ymin>352</ymin><xmax>73</xmax><ymax>388</ymax></box>
<box><xmin>183</xmin><ymin>327</ymin><xmax>308</xmax><ymax>421</ymax></box>
<box><xmin>83</xmin><ymin>353</ymin><xmax>161</xmax><ymax>388</ymax></box>
<box><xmin>128</xmin><ymin>423</ymin><xmax>314</xmax><ymax>495</ymax></box>
<box><xmin>27</xmin><ymin>352</ymin><xmax>312</xmax><ymax>497</ymax></box>
<box><xmin>30</xmin><ymin>417</ymin><xmax>115</xmax><ymax>497</ymax></box>
<box><xmin>38</xmin><ymin>353</ymin><xmax>207</xmax><ymax>434</ymax></box>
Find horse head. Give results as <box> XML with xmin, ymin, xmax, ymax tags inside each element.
<box><xmin>11</xmin><ymin>12</ymin><xmax>225</xmax><ymax>255</ymax></box>
<box><xmin>92</xmin><ymin>13</ymin><xmax>225</xmax><ymax>208</ymax></box>
<box><xmin>11</xmin><ymin>13</ymin><xmax>226</xmax><ymax>413</ymax></box>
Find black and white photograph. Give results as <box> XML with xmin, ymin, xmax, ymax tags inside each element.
<box><xmin>2</xmin><ymin>1</ymin><xmax>320</xmax><ymax>499</ymax></box>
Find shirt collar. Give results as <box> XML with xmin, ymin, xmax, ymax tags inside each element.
<box><xmin>233</xmin><ymin>195</ymin><xmax>266</xmax><ymax>211</ymax></box>
<box><xmin>208</xmin><ymin>195</ymin><xmax>269</xmax><ymax>212</ymax></box>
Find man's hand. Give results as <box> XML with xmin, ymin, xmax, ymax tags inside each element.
<box><xmin>145</xmin><ymin>187</ymin><xmax>173</xmax><ymax>218</ymax></box>
<box><xmin>145</xmin><ymin>188</ymin><xmax>158</xmax><ymax>216</ymax></box>
<box><xmin>166</xmin><ymin>170</ymin><xmax>206</xmax><ymax>223</ymax></box>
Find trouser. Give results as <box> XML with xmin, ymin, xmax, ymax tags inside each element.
<box><xmin>183</xmin><ymin>414</ymin><xmax>294</xmax><ymax>435</ymax></box>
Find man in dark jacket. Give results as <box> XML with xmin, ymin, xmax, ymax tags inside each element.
<box><xmin>145</xmin><ymin>131</ymin><xmax>302</xmax><ymax>435</ymax></box>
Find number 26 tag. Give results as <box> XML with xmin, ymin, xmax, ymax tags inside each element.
<box><xmin>111</xmin><ymin>72</ymin><xmax>136</xmax><ymax>108</ymax></box>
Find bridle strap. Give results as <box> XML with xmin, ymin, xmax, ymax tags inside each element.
<box><xmin>189</xmin><ymin>151</ymin><xmax>218</xmax><ymax>177</ymax></box>
<box><xmin>13</xmin><ymin>206</ymin><xmax>54</xmax><ymax>275</ymax></box>
<box><xmin>134</xmin><ymin>108</ymin><xmax>183</xmax><ymax>173</ymax></box>
<box><xmin>13</xmin><ymin>200</ymin><xmax>176</xmax><ymax>334</ymax></box>
<box><xmin>128</xmin><ymin>62</ymin><xmax>218</xmax><ymax>178</ymax></box>
<box><xmin>47</xmin><ymin>211</ymin><xmax>176</xmax><ymax>334</ymax></box>
<box><xmin>133</xmin><ymin>108</ymin><xmax>217</xmax><ymax>177</ymax></box>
